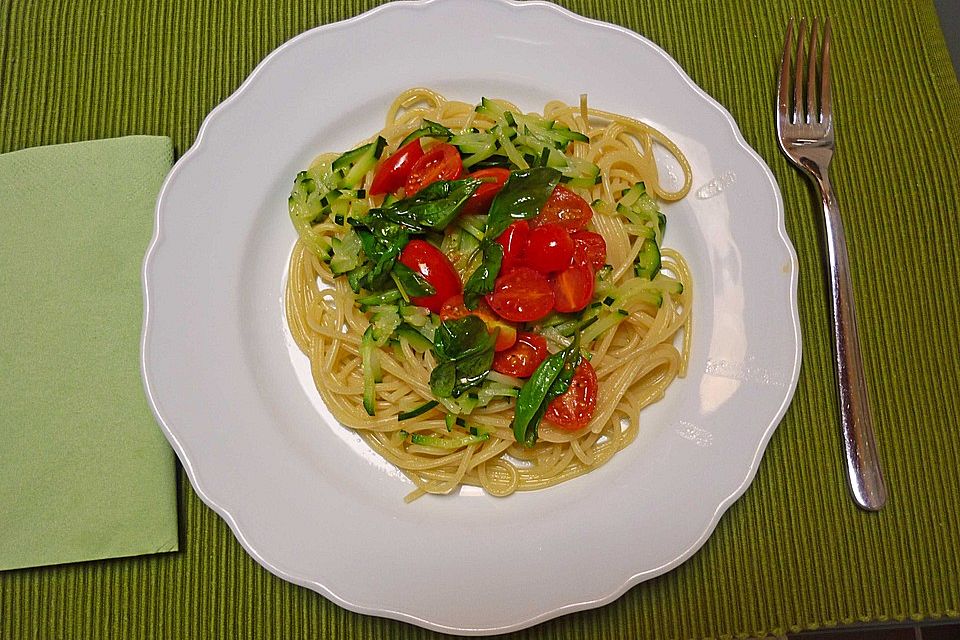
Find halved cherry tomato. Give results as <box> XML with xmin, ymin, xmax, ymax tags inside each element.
<box><xmin>494</xmin><ymin>220</ymin><xmax>530</xmax><ymax>273</ymax></box>
<box><xmin>571</xmin><ymin>230</ymin><xmax>607</xmax><ymax>270</ymax></box>
<box><xmin>533</xmin><ymin>185</ymin><xmax>593</xmax><ymax>231</ymax></box>
<box><xmin>398</xmin><ymin>240</ymin><xmax>462</xmax><ymax>314</ymax></box>
<box><xmin>486</xmin><ymin>267</ymin><xmax>555</xmax><ymax>323</ymax></box>
<box><xmin>439</xmin><ymin>294</ymin><xmax>517</xmax><ymax>352</ymax></box>
<box><xmin>369</xmin><ymin>139</ymin><xmax>424</xmax><ymax>196</ymax></box>
<box><xmin>552</xmin><ymin>261</ymin><xmax>595</xmax><ymax>313</ymax></box>
<box><xmin>545</xmin><ymin>360</ymin><xmax>598</xmax><ymax>430</ymax></box>
<box><xmin>404</xmin><ymin>143</ymin><xmax>463</xmax><ymax>195</ymax></box>
<box><xmin>492</xmin><ymin>332</ymin><xmax>548</xmax><ymax>378</ymax></box>
<box><xmin>525</xmin><ymin>223</ymin><xmax>574</xmax><ymax>274</ymax></box>
<box><xmin>461</xmin><ymin>167</ymin><xmax>510</xmax><ymax>215</ymax></box>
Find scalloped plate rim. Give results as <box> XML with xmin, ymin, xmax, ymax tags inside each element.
<box><xmin>141</xmin><ymin>0</ymin><xmax>801</xmax><ymax>634</ymax></box>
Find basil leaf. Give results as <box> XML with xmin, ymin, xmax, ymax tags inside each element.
<box><xmin>353</xmin><ymin>227</ymin><xmax>406</xmax><ymax>290</ymax></box>
<box><xmin>429</xmin><ymin>361</ymin><xmax>457</xmax><ymax>398</ymax></box>
<box><xmin>391</xmin><ymin>261</ymin><xmax>436</xmax><ymax>298</ymax></box>
<box><xmin>434</xmin><ymin>316</ymin><xmax>492</xmax><ymax>362</ymax></box>
<box><xmin>485</xmin><ymin>167</ymin><xmax>561</xmax><ymax>240</ymax></box>
<box><xmin>512</xmin><ymin>333</ymin><xmax>581</xmax><ymax>446</ymax></box>
<box><xmin>452</xmin><ymin>348</ymin><xmax>496</xmax><ymax>397</ymax></box>
<box><xmin>522</xmin><ymin>402</ymin><xmax>551</xmax><ymax>448</ymax></box>
<box><xmin>377</xmin><ymin>178</ymin><xmax>482</xmax><ymax>231</ymax></box>
<box><xmin>462</xmin><ymin>242</ymin><xmax>503</xmax><ymax>309</ymax></box>
<box><xmin>431</xmin><ymin>317</ymin><xmax>497</xmax><ymax>399</ymax></box>
<box><xmin>547</xmin><ymin>341</ymin><xmax>581</xmax><ymax>401</ymax></box>
<box><xmin>513</xmin><ymin>352</ymin><xmax>566</xmax><ymax>446</ymax></box>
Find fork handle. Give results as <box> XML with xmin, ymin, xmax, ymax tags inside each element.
<box><xmin>814</xmin><ymin>169</ymin><xmax>888</xmax><ymax>511</ymax></box>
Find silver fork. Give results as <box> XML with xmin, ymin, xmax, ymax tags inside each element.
<box><xmin>776</xmin><ymin>18</ymin><xmax>887</xmax><ymax>511</ymax></box>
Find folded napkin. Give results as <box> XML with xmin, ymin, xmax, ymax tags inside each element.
<box><xmin>0</xmin><ymin>136</ymin><xmax>178</xmax><ymax>571</ymax></box>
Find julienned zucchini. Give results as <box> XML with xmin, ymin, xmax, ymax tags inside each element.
<box><xmin>465</xmin><ymin>97</ymin><xmax>600</xmax><ymax>184</ymax></box>
<box><xmin>547</xmin><ymin>150</ymin><xmax>601</xmax><ymax>187</ymax></box>
<box><xmin>369</xmin><ymin>306</ymin><xmax>401</xmax><ymax>346</ymax></box>
<box><xmin>289</xmin><ymin>161</ymin><xmax>343</xmax><ymax>226</ymax></box>
<box><xmin>329</xmin><ymin>230</ymin><xmax>363</xmax><ymax>274</ymax></box>
<box><xmin>289</xmin><ymin>156</ymin><xmax>374</xmax><ymax>240</ymax></box>
<box><xmin>581</xmin><ymin>308</ymin><xmax>629</xmax><ymax>344</ymax></box>
<box><xmin>408</xmin><ymin>431</ymin><xmax>489</xmax><ymax>449</ymax></box>
<box><xmin>601</xmin><ymin>273</ymin><xmax>684</xmax><ymax>315</ymax></box>
<box><xmin>332</xmin><ymin>136</ymin><xmax>387</xmax><ymax>188</ymax></box>
<box><xmin>395</xmin><ymin>325</ymin><xmax>434</xmax><ymax>352</ymax></box>
<box><xmin>361</xmin><ymin>325</ymin><xmax>379</xmax><ymax>416</ymax></box>
<box><xmin>397</xmin><ymin>399</ymin><xmax>439</xmax><ymax>421</ymax></box>
<box><xmin>616</xmin><ymin>182</ymin><xmax>671</xmax><ymax>279</ymax></box>
<box><xmin>617</xmin><ymin>183</ymin><xmax>666</xmax><ymax>245</ymax></box>
<box><xmin>399</xmin><ymin>120</ymin><xmax>452</xmax><ymax>147</ymax></box>
<box><xmin>634</xmin><ymin>238</ymin><xmax>661</xmax><ymax>280</ymax></box>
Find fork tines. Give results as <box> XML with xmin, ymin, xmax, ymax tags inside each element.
<box><xmin>778</xmin><ymin>18</ymin><xmax>833</xmax><ymax>126</ymax></box>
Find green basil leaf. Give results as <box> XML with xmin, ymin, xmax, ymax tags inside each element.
<box><xmin>486</xmin><ymin>167</ymin><xmax>561</xmax><ymax>240</ymax></box>
<box><xmin>429</xmin><ymin>361</ymin><xmax>457</xmax><ymax>398</ymax></box>
<box><xmin>353</xmin><ymin>227</ymin><xmax>406</xmax><ymax>290</ymax></box>
<box><xmin>391</xmin><ymin>261</ymin><xmax>436</xmax><ymax>298</ymax></box>
<box><xmin>462</xmin><ymin>242</ymin><xmax>503</xmax><ymax>309</ymax></box>
<box><xmin>512</xmin><ymin>352</ymin><xmax>566</xmax><ymax>446</ymax></box>
<box><xmin>512</xmin><ymin>333</ymin><xmax>581</xmax><ymax>446</ymax></box>
<box><xmin>452</xmin><ymin>348</ymin><xmax>495</xmax><ymax>397</ymax></box>
<box><xmin>377</xmin><ymin>178</ymin><xmax>482</xmax><ymax>231</ymax></box>
<box><xmin>434</xmin><ymin>316</ymin><xmax>493</xmax><ymax>361</ymax></box>
<box><xmin>522</xmin><ymin>402</ymin><xmax>551</xmax><ymax>448</ymax></box>
<box><xmin>547</xmin><ymin>342</ymin><xmax>581</xmax><ymax>401</ymax></box>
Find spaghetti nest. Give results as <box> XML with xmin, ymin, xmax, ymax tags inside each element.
<box><xmin>286</xmin><ymin>88</ymin><xmax>692</xmax><ymax>501</ymax></box>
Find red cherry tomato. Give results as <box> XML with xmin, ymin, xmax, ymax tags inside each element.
<box><xmin>486</xmin><ymin>267</ymin><xmax>555</xmax><ymax>323</ymax></box>
<box><xmin>404</xmin><ymin>143</ymin><xmax>463</xmax><ymax>195</ymax></box>
<box><xmin>571</xmin><ymin>231</ymin><xmax>607</xmax><ymax>270</ymax></box>
<box><xmin>533</xmin><ymin>185</ymin><xmax>593</xmax><ymax>231</ymax></box>
<box><xmin>525</xmin><ymin>223</ymin><xmax>574</xmax><ymax>274</ymax></box>
<box><xmin>398</xmin><ymin>240</ymin><xmax>462</xmax><ymax>314</ymax></box>
<box><xmin>545</xmin><ymin>360</ymin><xmax>598</xmax><ymax>430</ymax></box>
<box><xmin>461</xmin><ymin>168</ymin><xmax>510</xmax><ymax>215</ymax></box>
<box><xmin>439</xmin><ymin>294</ymin><xmax>517</xmax><ymax>352</ymax></box>
<box><xmin>369</xmin><ymin>139</ymin><xmax>424</xmax><ymax>196</ymax></box>
<box><xmin>492</xmin><ymin>332</ymin><xmax>548</xmax><ymax>378</ymax></box>
<box><xmin>552</xmin><ymin>261</ymin><xmax>595</xmax><ymax>313</ymax></box>
<box><xmin>494</xmin><ymin>220</ymin><xmax>530</xmax><ymax>273</ymax></box>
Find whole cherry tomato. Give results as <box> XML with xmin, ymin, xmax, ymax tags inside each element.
<box><xmin>398</xmin><ymin>240</ymin><xmax>462</xmax><ymax>314</ymax></box>
<box><xmin>545</xmin><ymin>359</ymin><xmax>598</xmax><ymax>430</ymax></box>
<box><xmin>552</xmin><ymin>261</ymin><xmax>595</xmax><ymax>313</ymax></box>
<box><xmin>404</xmin><ymin>143</ymin><xmax>463</xmax><ymax>194</ymax></box>
<box><xmin>525</xmin><ymin>223</ymin><xmax>574</xmax><ymax>274</ymax></box>
<box><xmin>461</xmin><ymin>167</ymin><xmax>510</xmax><ymax>215</ymax></box>
<box><xmin>439</xmin><ymin>294</ymin><xmax>517</xmax><ymax>352</ymax></box>
<box><xmin>532</xmin><ymin>185</ymin><xmax>593</xmax><ymax>231</ymax></box>
<box><xmin>571</xmin><ymin>230</ymin><xmax>607</xmax><ymax>270</ymax></box>
<box><xmin>486</xmin><ymin>267</ymin><xmax>555</xmax><ymax>323</ymax></box>
<box><xmin>492</xmin><ymin>332</ymin><xmax>548</xmax><ymax>378</ymax></box>
<box><xmin>369</xmin><ymin>139</ymin><xmax>424</xmax><ymax>196</ymax></box>
<box><xmin>494</xmin><ymin>220</ymin><xmax>530</xmax><ymax>273</ymax></box>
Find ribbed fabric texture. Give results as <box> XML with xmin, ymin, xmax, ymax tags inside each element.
<box><xmin>2</xmin><ymin>1</ymin><xmax>959</xmax><ymax>638</ymax></box>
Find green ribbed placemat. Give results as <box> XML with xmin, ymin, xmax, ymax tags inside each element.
<box><xmin>2</xmin><ymin>1</ymin><xmax>958</xmax><ymax>638</ymax></box>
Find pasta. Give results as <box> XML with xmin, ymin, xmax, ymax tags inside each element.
<box><xmin>285</xmin><ymin>88</ymin><xmax>692</xmax><ymax>501</ymax></box>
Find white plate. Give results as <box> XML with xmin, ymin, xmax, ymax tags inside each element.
<box><xmin>142</xmin><ymin>0</ymin><xmax>801</xmax><ymax>634</ymax></box>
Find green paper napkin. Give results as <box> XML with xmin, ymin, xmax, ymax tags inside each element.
<box><xmin>0</xmin><ymin>136</ymin><xmax>178</xmax><ymax>571</ymax></box>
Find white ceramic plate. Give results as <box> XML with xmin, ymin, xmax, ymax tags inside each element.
<box><xmin>142</xmin><ymin>0</ymin><xmax>801</xmax><ymax>634</ymax></box>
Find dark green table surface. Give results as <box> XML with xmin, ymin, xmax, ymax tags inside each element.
<box><xmin>2</xmin><ymin>1</ymin><xmax>959</xmax><ymax>638</ymax></box>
